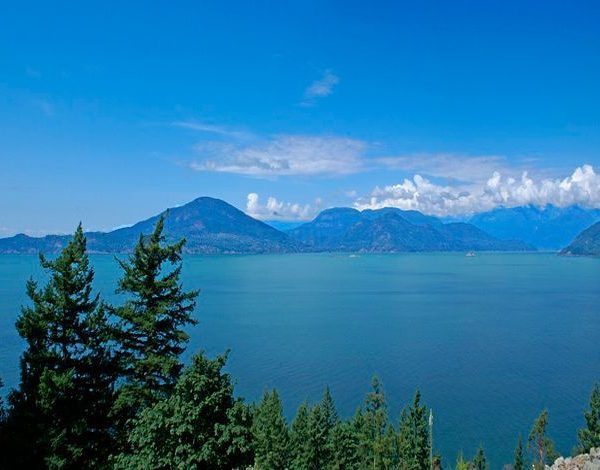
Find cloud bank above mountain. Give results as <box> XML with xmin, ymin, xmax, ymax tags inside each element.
<box><xmin>175</xmin><ymin>122</ymin><xmax>600</xmax><ymax>219</ymax></box>
<box><xmin>355</xmin><ymin>164</ymin><xmax>600</xmax><ymax>217</ymax></box>
<box><xmin>248</xmin><ymin>165</ymin><xmax>600</xmax><ymax>220</ymax></box>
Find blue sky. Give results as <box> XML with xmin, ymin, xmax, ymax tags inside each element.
<box><xmin>1</xmin><ymin>1</ymin><xmax>600</xmax><ymax>235</ymax></box>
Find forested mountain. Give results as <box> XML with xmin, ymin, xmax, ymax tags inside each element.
<box><xmin>287</xmin><ymin>207</ymin><xmax>533</xmax><ymax>252</ymax></box>
<box><xmin>0</xmin><ymin>198</ymin><xmax>536</xmax><ymax>254</ymax></box>
<box><xmin>561</xmin><ymin>222</ymin><xmax>600</xmax><ymax>256</ymax></box>
<box><xmin>0</xmin><ymin>197</ymin><xmax>302</xmax><ymax>254</ymax></box>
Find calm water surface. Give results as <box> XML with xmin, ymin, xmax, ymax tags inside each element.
<box><xmin>1</xmin><ymin>253</ymin><xmax>599</xmax><ymax>467</ymax></box>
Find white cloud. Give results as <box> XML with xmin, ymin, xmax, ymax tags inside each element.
<box><xmin>375</xmin><ymin>154</ymin><xmax>514</xmax><ymax>183</ymax></box>
<box><xmin>354</xmin><ymin>165</ymin><xmax>600</xmax><ymax>216</ymax></box>
<box><xmin>246</xmin><ymin>193</ymin><xmax>320</xmax><ymax>221</ymax></box>
<box><xmin>191</xmin><ymin>135</ymin><xmax>366</xmax><ymax>177</ymax></box>
<box><xmin>171</xmin><ymin>120</ymin><xmax>252</xmax><ymax>140</ymax></box>
<box><xmin>302</xmin><ymin>70</ymin><xmax>339</xmax><ymax>106</ymax></box>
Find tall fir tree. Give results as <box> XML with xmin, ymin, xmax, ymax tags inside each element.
<box><xmin>472</xmin><ymin>446</ymin><xmax>488</xmax><ymax>470</ymax></box>
<box><xmin>114</xmin><ymin>352</ymin><xmax>253</xmax><ymax>469</ymax></box>
<box><xmin>289</xmin><ymin>402</ymin><xmax>311</xmax><ymax>470</ymax></box>
<box><xmin>304</xmin><ymin>387</ymin><xmax>339</xmax><ymax>469</ymax></box>
<box><xmin>398</xmin><ymin>389</ymin><xmax>431</xmax><ymax>470</ymax></box>
<box><xmin>252</xmin><ymin>389</ymin><xmax>290</xmax><ymax>469</ymax></box>
<box><xmin>357</xmin><ymin>376</ymin><xmax>395</xmax><ymax>469</ymax></box>
<box><xmin>577</xmin><ymin>383</ymin><xmax>600</xmax><ymax>453</ymax></box>
<box><xmin>514</xmin><ymin>435</ymin><xmax>525</xmax><ymax>470</ymax></box>
<box><xmin>528</xmin><ymin>409</ymin><xmax>558</xmax><ymax>469</ymax></box>
<box><xmin>6</xmin><ymin>225</ymin><xmax>116</xmax><ymax>469</ymax></box>
<box><xmin>111</xmin><ymin>215</ymin><xmax>199</xmax><ymax>424</ymax></box>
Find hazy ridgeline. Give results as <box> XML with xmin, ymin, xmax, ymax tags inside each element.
<box><xmin>0</xmin><ymin>219</ymin><xmax>599</xmax><ymax>469</ymax></box>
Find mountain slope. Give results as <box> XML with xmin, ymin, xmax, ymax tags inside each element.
<box><xmin>288</xmin><ymin>208</ymin><xmax>532</xmax><ymax>252</ymax></box>
<box><xmin>469</xmin><ymin>205</ymin><xmax>600</xmax><ymax>250</ymax></box>
<box><xmin>0</xmin><ymin>197</ymin><xmax>302</xmax><ymax>254</ymax></box>
<box><xmin>560</xmin><ymin>222</ymin><xmax>600</xmax><ymax>255</ymax></box>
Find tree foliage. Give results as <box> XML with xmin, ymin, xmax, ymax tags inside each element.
<box><xmin>6</xmin><ymin>225</ymin><xmax>116</xmax><ymax>468</ymax></box>
<box><xmin>111</xmin><ymin>215</ymin><xmax>199</xmax><ymax>423</ymax></box>
<box><xmin>514</xmin><ymin>435</ymin><xmax>525</xmax><ymax>470</ymax></box>
<box><xmin>528</xmin><ymin>409</ymin><xmax>558</xmax><ymax>469</ymax></box>
<box><xmin>114</xmin><ymin>352</ymin><xmax>253</xmax><ymax>469</ymax></box>
<box><xmin>289</xmin><ymin>401</ymin><xmax>311</xmax><ymax>469</ymax></box>
<box><xmin>472</xmin><ymin>446</ymin><xmax>488</xmax><ymax>470</ymax></box>
<box><xmin>356</xmin><ymin>376</ymin><xmax>396</xmax><ymax>469</ymax></box>
<box><xmin>252</xmin><ymin>389</ymin><xmax>290</xmax><ymax>469</ymax></box>
<box><xmin>455</xmin><ymin>451</ymin><xmax>470</xmax><ymax>470</ymax></box>
<box><xmin>331</xmin><ymin>419</ymin><xmax>361</xmax><ymax>469</ymax></box>
<box><xmin>577</xmin><ymin>383</ymin><xmax>600</xmax><ymax>453</ymax></box>
<box><xmin>303</xmin><ymin>387</ymin><xmax>339</xmax><ymax>469</ymax></box>
<box><xmin>398</xmin><ymin>389</ymin><xmax>431</xmax><ymax>470</ymax></box>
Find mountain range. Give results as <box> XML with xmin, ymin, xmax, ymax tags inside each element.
<box><xmin>468</xmin><ymin>205</ymin><xmax>600</xmax><ymax>250</ymax></box>
<box><xmin>0</xmin><ymin>197</ymin><xmax>302</xmax><ymax>255</ymax></box>
<box><xmin>287</xmin><ymin>207</ymin><xmax>531</xmax><ymax>252</ymax></box>
<box><xmin>0</xmin><ymin>197</ymin><xmax>535</xmax><ymax>254</ymax></box>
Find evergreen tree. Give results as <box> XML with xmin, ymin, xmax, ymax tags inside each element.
<box><xmin>7</xmin><ymin>225</ymin><xmax>116</xmax><ymax>468</ymax></box>
<box><xmin>577</xmin><ymin>383</ymin><xmax>600</xmax><ymax>453</ymax></box>
<box><xmin>321</xmin><ymin>386</ymin><xmax>339</xmax><ymax>428</ymax></box>
<box><xmin>472</xmin><ymin>446</ymin><xmax>488</xmax><ymax>470</ymax></box>
<box><xmin>252</xmin><ymin>389</ymin><xmax>290</xmax><ymax>469</ymax></box>
<box><xmin>398</xmin><ymin>389</ymin><xmax>431</xmax><ymax>470</ymax></box>
<box><xmin>304</xmin><ymin>387</ymin><xmax>339</xmax><ymax>469</ymax></box>
<box><xmin>114</xmin><ymin>352</ymin><xmax>253</xmax><ymax>469</ymax></box>
<box><xmin>111</xmin><ymin>215</ymin><xmax>199</xmax><ymax>423</ymax></box>
<box><xmin>357</xmin><ymin>376</ymin><xmax>395</xmax><ymax>469</ymax></box>
<box><xmin>528</xmin><ymin>409</ymin><xmax>558</xmax><ymax>469</ymax></box>
<box><xmin>289</xmin><ymin>402</ymin><xmax>311</xmax><ymax>469</ymax></box>
<box><xmin>331</xmin><ymin>418</ymin><xmax>361</xmax><ymax>470</ymax></box>
<box><xmin>514</xmin><ymin>435</ymin><xmax>525</xmax><ymax>470</ymax></box>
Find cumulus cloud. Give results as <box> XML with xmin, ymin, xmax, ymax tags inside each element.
<box><xmin>302</xmin><ymin>70</ymin><xmax>339</xmax><ymax>106</ymax></box>
<box><xmin>246</xmin><ymin>193</ymin><xmax>320</xmax><ymax>221</ymax></box>
<box><xmin>191</xmin><ymin>135</ymin><xmax>366</xmax><ymax>177</ymax></box>
<box><xmin>354</xmin><ymin>165</ymin><xmax>600</xmax><ymax>217</ymax></box>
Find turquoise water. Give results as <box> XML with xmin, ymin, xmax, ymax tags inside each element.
<box><xmin>1</xmin><ymin>253</ymin><xmax>599</xmax><ymax>466</ymax></box>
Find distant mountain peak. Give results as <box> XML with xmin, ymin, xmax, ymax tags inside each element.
<box><xmin>0</xmin><ymin>196</ymin><xmax>301</xmax><ymax>255</ymax></box>
<box><xmin>288</xmin><ymin>205</ymin><xmax>532</xmax><ymax>253</ymax></box>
